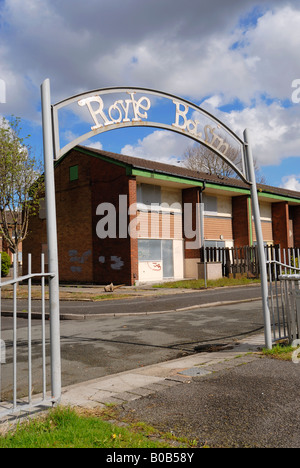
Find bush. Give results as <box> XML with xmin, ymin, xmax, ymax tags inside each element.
<box><xmin>0</xmin><ymin>252</ymin><xmax>11</xmax><ymax>277</ymax></box>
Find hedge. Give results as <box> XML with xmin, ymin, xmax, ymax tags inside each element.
<box><xmin>0</xmin><ymin>252</ymin><xmax>11</xmax><ymax>277</ymax></box>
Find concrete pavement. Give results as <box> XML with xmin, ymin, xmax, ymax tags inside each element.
<box><xmin>60</xmin><ymin>333</ymin><xmax>300</xmax><ymax>448</ymax></box>
<box><xmin>61</xmin><ymin>333</ymin><xmax>266</xmax><ymax>408</ymax></box>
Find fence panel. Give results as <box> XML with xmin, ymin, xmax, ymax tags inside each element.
<box><xmin>201</xmin><ymin>245</ymin><xmax>260</xmax><ymax>278</ymax></box>
<box><xmin>278</xmin><ymin>275</ymin><xmax>300</xmax><ymax>343</ymax></box>
<box><xmin>0</xmin><ymin>253</ymin><xmax>55</xmax><ymax>419</ymax></box>
<box><xmin>266</xmin><ymin>252</ymin><xmax>300</xmax><ymax>343</ymax></box>
<box><xmin>201</xmin><ymin>245</ymin><xmax>300</xmax><ymax>280</ymax></box>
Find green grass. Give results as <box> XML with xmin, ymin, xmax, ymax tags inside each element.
<box><xmin>0</xmin><ymin>407</ymin><xmax>190</xmax><ymax>448</ymax></box>
<box><xmin>262</xmin><ymin>342</ymin><xmax>295</xmax><ymax>361</ymax></box>
<box><xmin>93</xmin><ymin>294</ymin><xmax>132</xmax><ymax>301</ymax></box>
<box><xmin>153</xmin><ymin>277</ymin><xmax>261</xmax><ymax>290</ymax></box>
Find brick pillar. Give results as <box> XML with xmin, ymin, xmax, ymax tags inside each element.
<box><xmin>182</xmin><ymin>187</ymin><xmax>201</xmax><ymax>260</ymax></box>
<box><xmin>232</xmin><ymin>196</ymin><xmax>251</xmax><ymax>247</ymax></box>
<box><xmin>272</xmin><ymin>202</ymin><xmax>289</xmax><ymax>250</ymax></box>
<box><xmin>128</xmin><ymin>177</ymin><xmax>138</xmax><ymax>285</ymax></box>
<box><xmin>293</xmin><ymin>205</ymin><xmax>300</xmax><ymax>247</ymax></box>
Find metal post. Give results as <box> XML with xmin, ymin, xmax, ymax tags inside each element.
<box><xmin>244</xmin><ymin>129</ymin><xmax>272</xmax><ymax>349</ymax></box>
<box><xmin>13</xmin><ymin>254</ymin><xmax>17</xmax><ymax>410</ymax></box>
<box><xmin>41</xmin><ymin>253</ymin><xmax>47</xmax><ymax>400</ymax></box>
<box><xmin>28</xmin><ymin>254</ymin><xmax>32</xmax><ymax>404</ymax></box>
<box><xmin>199</xmin><ymin>203</ymin><xmax>207</xmax><ymax>289</ymax></box>
<box><xmin>199</xmin><ymin>187</ymin><xmax>207</xmax><ymax>289</ymax></box>
<box><xmin>41</xmin><ymin>79</ymin><xmax>61</xmax><ymax>401</ymax></box>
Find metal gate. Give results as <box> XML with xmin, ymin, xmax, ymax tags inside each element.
<box><xmin>0</xmin><ymin>80</ymin><xmax>61</xmax><ymax>418</ymax></box>
<box><xmin>267</xmin><ymin>254</ymin><xmax>300</xmax><ymax>344</ymax></box>
<box><xmin>0</xmin><ymin>254</ymin><xmax>58</xmax><ymax>418</ymax></box>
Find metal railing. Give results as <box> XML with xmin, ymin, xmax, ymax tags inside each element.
<box><xmin>0</xmin><ymin>253</ymin><xmax>56</xmax><ymax>418</ymax></box>
<box><xmin>278</xmin><ymin>275</ymin><xmax>300</xmax><ymax>344</ymax></box>
<box><xmin>267</xmin><ymin>258</ymin><xmax>300</xmax><ymax>344</ymax></box>
<box><xmin>201</xmin><ymin>245</ymin><xmax>300</xmax><ymax>279</ymax></box>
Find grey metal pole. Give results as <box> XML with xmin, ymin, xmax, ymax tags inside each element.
<box><xmin>244</xmin><ymin>129</ymin><xmax>272</xmax><ymax>349</ymax></box>
<box><xmin>41</xmin><ymin>78</ymin><xmax>61</xmax><ymax>401</ymax></box>
<box><xmin>199</xmin><ymin>203</ymin><xmax>207</xmax><ymax>289</ymax></box>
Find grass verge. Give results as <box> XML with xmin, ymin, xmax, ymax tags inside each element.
<box><xmin>0</xmin><ymin>289</ymin><xmax>133</xmax><ymax>302</ymax></box>
<box><xmin>153</xmin><ymin>277</ymin><xmax>261</xmax><ymax>290</ymax></box>
<box><xmin>262</xmin><ymin>342</ymin><xmax>295</xmax><ymax>361</ymax></box>
<box><xmin>0</xmin><ymin>406</ymin><xmax>195</xmax><ymax>448</ymax></box>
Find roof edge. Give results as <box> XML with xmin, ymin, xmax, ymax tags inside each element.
<box><xmin>60</xmin><ymin>145</ymin><xmax>300</xmax><ymax>202</ymax></box>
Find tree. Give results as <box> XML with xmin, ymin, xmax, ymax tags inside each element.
<box><xmin>0</xmin><ymin>117</ymin><xmax>43</xmax><ymax>261</ymax></box>
<box><xmin>182</xmin><ymin>143</ymin><xmax>266</xmax><ymax>184</ymax></box>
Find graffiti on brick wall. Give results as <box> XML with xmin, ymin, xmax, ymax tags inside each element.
<box><xmin>99</xmin><ymin>256</ymin><xmax>124</xmax><ymax>270</ymax></box>
<box><xmin>69</xmin><ymin>250</ymin><xmax>91</xmax><ymax>273</ymax></box>
<box><xmin>68</xmin><ymin>250</ymin><xmax>124</xmax><ymax>273</ymax></box>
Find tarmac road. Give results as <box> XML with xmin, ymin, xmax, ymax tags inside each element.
<box><xmin>0</xmin><ymin>299</ymin><xmax>265</xmax><ymax>399</ymax></box>
<box><xmin>0</xmin><ymin>284</ymin><xmax>262</xmax><ymax>318</ymax></box>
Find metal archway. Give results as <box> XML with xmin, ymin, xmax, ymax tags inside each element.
<box><xmin>53</xmin><ymin>86</ymin><xmax>249</xmax><ymax>182</ymax></box>
<box><xmin>41</xmin><ymin>79</ymin><xmax>272</xmax><ymax>404</ymax></box>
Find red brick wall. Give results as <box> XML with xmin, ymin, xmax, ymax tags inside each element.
<box><xmin>91</xmin><ymin>155</ymin><xmax>135</xmax><ymax>285</ymax></box>
<box><xmin>232</xmin><ymin>196</ymin><xmax>250</xmax><ymax>247</ymax></box>
<box><xmin>56</xmin><ymin>150</ymin><xmax>94</xmax><ymax>282</ymax></box>
<box><xmin>23</xmin><ymin>211</ymin><xmax>47</xmax><ymax>275</ymax></box>
<box><xmin>272</xmin><ymin>202</ymin><xmax>289</xmax><ymax>250</ymax></box>
<box><xmin>23</xmin><ymin>150</ymin><xmax>94</xmax><ymax>281</ymax></box>
<box><xmin>23</xmin><ymin>149</ymin><xmax>137</xmax><ymax>285</ymax></box>
<box><xmin>0</xmin><ymin>231</ymin><xmax>22</xmax><ymax>264</ymax></box>
<box><xmin>128</xmin><ymin>177</ymin><xmax>138</xmax><ymax>284</ymax></box>
<box><xmin>292</xmin><ymin>205</ymin><xmax>300</xmax><ymax>247</ymax></box>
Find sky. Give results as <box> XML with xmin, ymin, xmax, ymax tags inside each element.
<box><xmin>0</xmin><ymin>0</ymin><xmax>300</xmax><ymax>190</ymax></box>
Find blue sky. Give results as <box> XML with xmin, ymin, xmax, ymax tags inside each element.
<box><xmin>0</xmin><ymin>0</ymin><xmax>300</xmax><ymax>191</ymax></box>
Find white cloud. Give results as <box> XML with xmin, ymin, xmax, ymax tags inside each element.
<box><xmin>2</xmin><ymin>1</ymin><xmax>299</xmax><ymax>108</ymax></box>
<box><xmin>201</xmin><ymin>100</ymin><xmax>300</xmax><ymax>167</ymax></box>
<box><xmin>63</xmin><ymin>130</ymin><xmax>78</xmax><ymax>143</ymax></box>
<box><xmin>1</xmin><ymin>0</ymin><xmax>300</xmax><ymax>180</ymax></box>
<box><xmin>241</xmin><ymin>6</ymin><xmax>300</xmax><ymax>100</ymax></box>
<box><xmin>121</xmin><ymin>130</ymin><xmax>190</xmax><ymax>164</ymax></box>
<box><xmin>84</xmin><ymin>140</ymin><xmax>103</xmax><ymax>151</ymax></box>
<box><xmin>281</xmin><ymin>175</ymin><xmax>300</xmax><ymax>192</ymax></box>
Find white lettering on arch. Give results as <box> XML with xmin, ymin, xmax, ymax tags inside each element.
<box><xmin>78</xmin><ymin>92</ymin><xmax>151</xmax><ymax>130</ymax></box>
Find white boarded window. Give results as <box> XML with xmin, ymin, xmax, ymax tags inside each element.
<box><xmin>203</xmin><ymin>194</ymin><xmax>218</xmax><ymax>215</ymax></box>
<box><xmin>138</xmin><ymin>239</ymin><xmax>162</xmax><ymax>261</ymax></box>
<box><xmin>137</xmin><ymin>184</ymin><xmax>161</xmax><ymax>206</ymax></box>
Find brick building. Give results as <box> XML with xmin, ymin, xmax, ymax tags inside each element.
<box><xmin>0</xmin><ymin>212</ymin><xmax>23</xmax><ymax>265</ymax></box>
<box><xmin>23</xmin><ymin>146</ymin><xmax>300</xmax><ymax>285</ymax></box>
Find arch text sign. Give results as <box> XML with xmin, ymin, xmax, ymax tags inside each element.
<box><xmin>52</xmin><ymin>87</ymin><xmax>248</xmax><ymax>183</ymax></box>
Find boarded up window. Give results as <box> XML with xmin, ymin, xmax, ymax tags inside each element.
<box><xmin>138</xmin><ymin>239</ymin><xmax>162</xmax><ymax>261</ymax></box>
<box><xmin>203</xmin><ymin>195</ymin><xmax>218</xmax><ymax>215</ymax></box>
<box><xmin>137</xmin><ymin>184</ymin><xmax>161</xmax><ymax>206</ymax></box>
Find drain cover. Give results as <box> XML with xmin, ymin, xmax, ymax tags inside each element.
<box><xmin>179</xmin><ymin>368</ymin><xmax>212</xmax><ymax>377</ymax></box>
